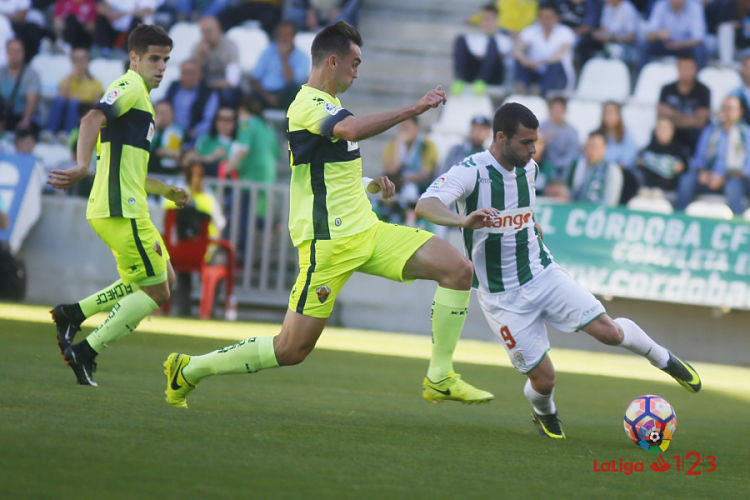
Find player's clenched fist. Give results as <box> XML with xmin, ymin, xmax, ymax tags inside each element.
<box><xmin>414</xmin><ymin>85</ymin><xmax>447</xmax><ymax>114</ymax></box>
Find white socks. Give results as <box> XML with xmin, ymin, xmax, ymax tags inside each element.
<box><xmin>614</xmin><ymin>317</ymin><xmax>669</xmax><ymax>369</ymax></box>
<box><xmin>524</xmin><ymin>378</ymin><xmax>557</xmax><ymax>415</ymax></box>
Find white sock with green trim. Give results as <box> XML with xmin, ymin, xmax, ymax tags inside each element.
<box><xmin>615</xmin><ymin>317</ymin><xmax>669</xmax><ymax>368</ymax></box>
<box><xmin>524</xmin><ymin>378</ymin><xmax>556</xmax><ymax>415</ymax></box>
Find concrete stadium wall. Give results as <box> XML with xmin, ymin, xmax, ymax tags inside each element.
<box><xmin>19</xmin><ymin>197</ymin><xmax>748</xmax><ymax>366</ymax></box>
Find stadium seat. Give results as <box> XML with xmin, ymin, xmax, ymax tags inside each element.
<box><xmin>162</xmin><ymin>209</ymin><xmax>236</xmax><ymax>319</ymax></box>
<box><xmin>626</xmin><ymin>193</ymin><xmax>674</xmax><ymax>213</ymax></box>
<box><xmin>432</xmin><ymin>94</ymin><xmax>493</xmax><ymax>136</ymax></box>
<box><xmin>90</xmin><ymin>58</ymin><xmax>127</xmax><ymax>90</ymax></box>
<box><xmin>697</xmin><ymin>66</ymin><xmax>742</xmax><ymax>111</ymax></box>
<box><xmin>631</xmin><ymin>61</ymin><xmax>678</xmax><ymax>105</ymax></box>
<box><xmin>30</xmin><ymin>54</ymin><xmax>71</xmax><ymax>99</ymax></box>
<box><xmin>566</xmin><ymin>98</ymin><xmax>601</xmax><ymax>141</ymax></box>
<box><xmin>622</xmin><ymin>102</ymin><xmax>656</xmax><ymax>149</ymax></box>
<box><xmin>226</xmin><ymin>26</ymin><xmax>269</xmax><ymax>72</ymax></box>
<box><xmin>574</xmin><ymin>57</ymin><xmax>631</xmax><ymax>103</ymax></box>
<box><xmin>502</xmin><ymin>94</ymin><xmax>548</xmax><ymax>123</ymax></box>
<box><xmin>743</xmin><ymin>206</ymin><xmax>750</xmax><ymax>220</ymax></box>
<box><xmin>168</xmin><ymin>22</ymin><xmax>202</xmax><ymax>65</ymax></box>
<box><xmin>295</xmin><ymin>30</ymin><xmax>316</xmax><ymax>69</ymax></box>
<box><xmin>427</xmin><ymin>131</ymin><xmax>464</xmax><ymax>168</ymax></box>
<box><xmin>685</xmin><ymin>199</ymin><xmax>734</xmax><ymax>219</ymax></box>
<box><xmin>34</xmin><ymin>142</ymin><xmax>71</xmax><ymax>169</ymax></box>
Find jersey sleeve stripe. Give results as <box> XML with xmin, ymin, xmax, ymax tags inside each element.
<box><xmin>320</xmin><ymin>109</ymin><xmax>353</xmax><ymax>138</ymax></box>
<box><xmin>288</xmin><ymin>129</ymin><xmax>361</xmax><ymax>166</ymax></box>
<box><xmin>130</xmin><ymin>219</ymin><xmax>155</xmax><ymax>277</ymax></box>
<box><xmin>295</xmin><ymin>239</ymin><xmax>317</xmax><ymax>314</ymax></box>
<box><xmin>94</xmin><ymin>101</ymin><xmax>118</xmax><ymax>122</ymax></box>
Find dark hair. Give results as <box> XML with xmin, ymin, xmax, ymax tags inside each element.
<box><xmin>588</xmin><ymin>130</ymin><xmax>606</xmax><ymax>141</ymax></box>
<box><xmin>128</xmin><ymin>24</ymin><xmax>173</xmax><ymax>55</ymax></box>
<box><xmin>548</xmin><ymin>95</ymin><xmax>568</xmax><ymax>108</ymax></box>
<box><xmin>538</xmin><ymin>2</ymin><xmax>560</xmax><ymax>15</ymax></box>
<box><xmin>480</xmin><ymin>2</ymin><xmax>498</xmax><ymax>14</ymax></box>
<box><xmin>209</xmin><ymin>106</ymin><xmax>237</xmax><ymax>139</ymax></box>
<box><xmin>598</xmin><ymin>100</ymin><xmax>625</xmax><ymax>143</ymax></box>
<box><xmin>239</xmin><ymin>95</ymin><xmax>264</xmax><ymax>116</ymax></box>
<box><xmin>675</xmin><ymin>50</ymin><xmax>696</xmax><ymax>62</ymax></box>
<box><xmin>493</xmin><ymin>102</ymin><xmax>539</xmax><ymax>138</ymax></box>
<box><xmin>311</xmin><ymin>20</ymin><xmax>362</xmax><ymax>66</ymax></box>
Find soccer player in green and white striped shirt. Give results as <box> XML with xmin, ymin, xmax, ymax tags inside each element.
<box><xmin>416</xmin><ymin>103</ymin><xmax>702</xmax><ymax>439</ymax></box>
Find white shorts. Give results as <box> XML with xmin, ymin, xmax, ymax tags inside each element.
<box><xmin>476</xmin><ymin>264</ymin><xmax>605</xmax><ymax>374</ymax></box>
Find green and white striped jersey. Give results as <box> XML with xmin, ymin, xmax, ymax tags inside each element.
<box><xmin>421</xmin><ymin>150</ymin><xmax>553</xmax><ymax>293</ymax></box>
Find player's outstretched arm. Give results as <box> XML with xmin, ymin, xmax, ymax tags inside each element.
<box><xmin>415</xmin><ymin>197</ymin><xmax>499</xmax><ymax>229</ymax></box>
<box><xmin>145</xmin><ymin>177</ymin><xmax>191</xmax><ymax>208</ymax></box>
<box><xmin>47</xmin><ymin>109</ymin><xmax>106</xmax><ymax>190</ymax></box>
<box><xmin>333</xmin><ymin>85</ymin><xmax>447</xmax><ymax>142</ymax></box>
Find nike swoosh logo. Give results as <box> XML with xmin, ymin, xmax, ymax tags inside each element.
<box><xmin>431</xmin><ymin>387</ymin><xmax>451</xmax><ymax>396</ymax></box>
<box><xmin>170</xmin><ymin>358</ymin><xmax>182</xmax><ymax>390</ymax></box>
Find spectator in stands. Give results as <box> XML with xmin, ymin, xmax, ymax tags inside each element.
<box><xmin>644</xmin><ymin>0</ymin><xmax>707</xmax><ymax>67</ymax></box>
<box><xmin>175</xmin><ymin>0</ymin><xmax>231</xmax><ymax>21</ymax></box>
<box><xmin>217</xmin><ymin>0</ymin><xmax>282</xmax><ymax>36</ymax></box>
<box><xmin>636</xmin><ymin>116</ymin><xmax>689</xmax><ymax>194</ymax></box>
<box><xmin>382</xmin><ymin>116</ymin><xmax>439</xmax><ymax>226</ymax></box>
<box><xmin>224</xmin><ymin>96</ymin><xmax>279</xmax><ymax>251</ymax></box>
<box><xmin>730</xmin><ymin>48</ymin><xmax>750</xmax><ymax>124</ymax></box>
<box><xmin>532</xmin><ymin>132</ymin><xmax>563</xmax><ymax>196</ymax></box>
<box><xmin>248</xmin><ymin>21</ymin><xmax>310</xmax><ymax>110</ymax></box>
<box><xmin>568</xmin><ymin>130</ymin><xmax>624</xmax><ymax>206</ymax></box>
<box><xmin>657</xmin><ymin>54</ymin><xmax>711</xmax><ymax>156</ymax></box>
<box><xmin>94</xmin><ymin>0</ymin><xmax>155</xmax><ymax>52</ymax></box>
<box><xmin>283</xmin><ymin>0</ymin><xmax>361</xmax><ymax>31</ymax></box>
<box><xmin>164</xmin><ymin>161</ymin><xmax>226</xmax><ymax>316</ymax></box>
<box><xmin>53</xmin><ymin>0</ymin><xmax>97</xmax><ymax>50</ymax></box>
<box><xmin>539</xmin><ymin>96</ymin><xmax>579</xmax><ymax>183</ymax></box>
<box><xmin>1</xmin><ymin>0</ymin><xmax>54</xmax><ymax>61</ymax></box>
<box><xmin>187</xmin><ymin>106</ymin><xmax>237</xmax><ymax>177</ymax></box>
<box><xmin>149</xmin><ymin>100</ymin><xmax>184</xmax><ymax>177</ymax></box>
<box><xmin>0</xmin><ymin>39</ymin><xmax>40</xmax><ymax>132</ymax></box>
<box><xmin>45</xmin><ymin>47</ymin><xmax>102</xmax><ymax>138</ymax></box>
<box><xmin>440</xmin><ymin>115</ymin><xmax>492</xmax><ymax>175</ymax></box>
<box><xmin>556</xmin><ymin>0</ymin><xmax>602</xmax><ymax>67</ymax></box>
<box><xmin>597</xmin><ymin>100</ymin><xmax>637</xmax><ymax>170</ymax></box>
<box><xmin>165</xmin><ymin>59</ymin><xmax>220</xmax><ymax>146</ymax></box>
<box><xmin>591</xmin><ymin>0</ymin><xmax>640</xmax><ymax>67</ymax></box>
<box><xmin>191</xmin><ymin>16</ymin><xmax>241</xmax><ymax>107</ymax></box>
<box><xmin>676</xmin><ymin>94</ymin><xmax>750</xmax><ymax>214</ymax></box>
<box><xmin>512</xmin><ymin>3</ymin><xmax>575</xmax><ymax>96</ymax></box>
<box><xmin>469</xmin><ymin>0</ymin><xmax>538</xmax><ymax>38</ymax></box>
<box><xmin>451</xmin><ymin>3</ymin><xmax>512</xmax><ymax>96</ymax></box>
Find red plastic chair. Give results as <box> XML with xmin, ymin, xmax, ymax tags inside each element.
<box><xmin>162</xmin><ymin>209</ymin><xmax>235</xmax><ymax>319</ymax></box>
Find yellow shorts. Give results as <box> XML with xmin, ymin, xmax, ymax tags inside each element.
<box><xmin>289</xmin><ymin>221</ymin><xmax>434</xmax><ymax>318</ymax></box>
<box><xmin>89</xmin><ymin>217</ymin><xmax>170</xmax><ymax>286</ymax></box>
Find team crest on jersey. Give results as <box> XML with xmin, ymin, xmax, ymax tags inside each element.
<box><xmin>154</xmin><ymin>241</ymin><xmax>162</xmax><ymax>256</ymax></box>
<box><xmin>316</xmin><ymin>285</ymin><xmax>331</xmax><ymax>303</ymax></box>
<box><xmin>101</xmin><ymin>89</ymin><xmax>120</xmax><ymax>105</ymax></box>
<box><xmin>512</xmin><ymin>351</ymin><xmax>525</xmax><ymax>369</ymax></box>
<box><xmin>147</xmin><ymin>122</ymin><xmax>155</xmax><ymax>143</ymax></box>
<box><xmin>324</xmin><ymin>102</ymin><xmax>343</xmax><ymax>115</ymax></box>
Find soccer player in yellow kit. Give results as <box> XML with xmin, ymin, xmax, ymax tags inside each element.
<box><xmin>164</xmin><ymin>21</ymin><xmax>497</xmax><ymax>408</ymax></box>
<box><xmin>47</xmin><ymin>25</ymin><xmax>189</xmax><ymax>386</ymax></box>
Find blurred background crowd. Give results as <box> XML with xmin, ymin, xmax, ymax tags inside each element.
<box><xmin>3</xmin><ymin>0</ymin><xmax>750</xmax><ymax>310</ymax></box>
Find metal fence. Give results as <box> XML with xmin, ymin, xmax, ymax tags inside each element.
<box><xmin>204</xmin><ymin>179</ymin><xmax>298</xmax><ymax>308</ymax></box>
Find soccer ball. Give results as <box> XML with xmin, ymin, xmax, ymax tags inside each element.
<box><xmin>623</xmin><ymin>394</ymin><xmax>677</xmax><ymax>452</ymax></box>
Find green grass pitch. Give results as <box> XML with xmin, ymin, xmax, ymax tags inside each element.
<box><xmin>1</xmin><ymin>308</ymin><xmax>748</xmax><ymax>499</ymax></box>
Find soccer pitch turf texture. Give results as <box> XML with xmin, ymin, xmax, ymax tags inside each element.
<box><xmin>1</xmin><ymin>303</ymin><xmax>748</xmax><ymax>499</ymax></box>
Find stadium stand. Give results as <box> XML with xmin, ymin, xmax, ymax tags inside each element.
<box><xmin>573</xmin><ymin>57</ymin><xmax>631</xmax><ymax>103</ymax></box>
<box><xmin>565</xmin><ymin>98</ymin><xmax>601</xmax><ymax>140</ymax></box>
<box><xmin>501</xmin><ymin>94</ymin><xmax>548</xmax><ymax>123</ymax></box>
<box><xmin>226</xmin><ymin>26</ymin><xmax>270</xmax><ymax>73</ymax></box>
<box><xmin>168</xmin><ymin>22</ymin><xmax>203</xmax><ymax>66</ymax></box>
<box><xmin>432</xmin><ymin>94</ymin><xmax>493</xmax><ymax>136</ymax></box>
<box><xmin>697</xmin><ymin>66</ymin><xmax>742</xmax><ymax>112</ymax></box>
<box><xmin>630</xmin><ymin>60</ymin><xmax>678</xmax><ymax>106</ymax></box>
<box><xmin>685</xmin><ymin>198</ymin><xmax>735</xmax><ymax>220</ymax></box>
<box><xmin>30</xmin><ymin>54</ymin><xmax>71</xmax><ymax>100</ymax></box>
<box><xmin>89</xmin><ymin>58</ymin><xmax>127</xmax><ymax>93</ymax></box>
